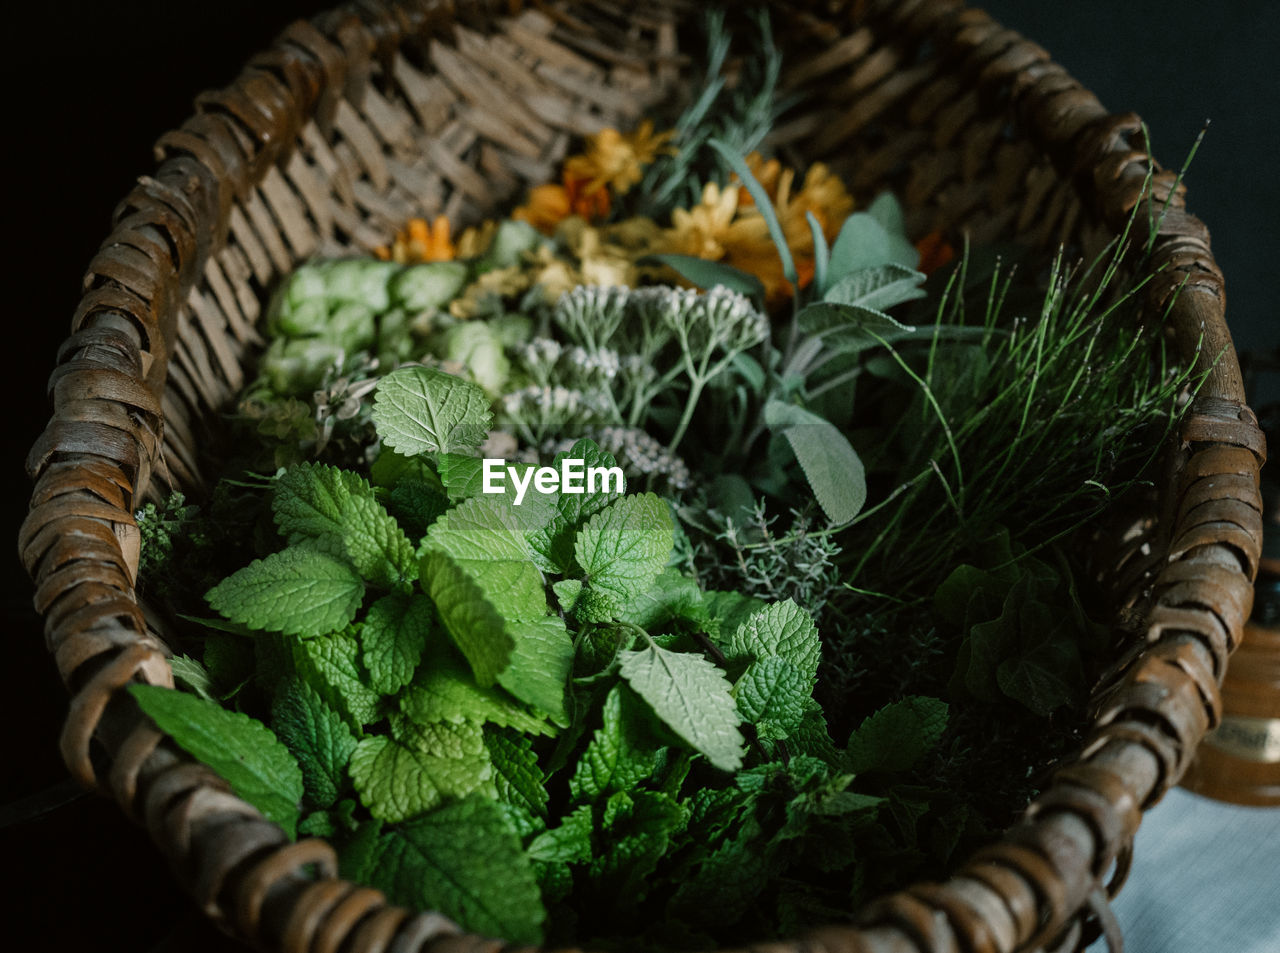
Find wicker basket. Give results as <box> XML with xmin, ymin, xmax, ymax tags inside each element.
<box><xmin>19</xmin><ymin>1</ymin><xmax>1265</xmax><ymax>951</ymax></box>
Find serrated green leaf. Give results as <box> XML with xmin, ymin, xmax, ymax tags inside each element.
<box><xmin>361</xmin><ymin>592</ymin><xmax>433</xmax><ymax>694</ymax></box>
<box><xmin>725</xmin><ymin>599</ymin><xmax>822</xmax><ymax>683</ymax></box>
<box><xmin>350</xmin><ymin>732</ymin><xmax>492</xmax><ymax>822</ymax></box>
<box><xmin>668</xmin><ymin>824</ymin><xmax>771</xmax><ymax>924</ymax></box>
<box><xmin>485</xmin><ymin>727</ymin><xmax>548</xmax><ymax>823</ymax></box>
<box><xmin>207</xmin><ymin>547</ymin><xmax>365</xmax><ymax>638</ymax></box>
<box><xmin>271</xmin><ymin>679</ymin><xmax>358</xmax><ymax>809</ymax></box>
<box><xmin>574</xmin><ymin>494</ymin><xmax>673</xmax><ymax>622</ymax></box>
<box><xmin>845</xmin><ymin>696</ymin><xmax>949</xmax><ymax>774</ymax></box>
<box><xmin>497</xmin><ymin>615</ymin><xmax>573</xmax><ymax>725</ymax></box>
<box><xmin>589</xmin><ymin>790</ymin><xmax>688</xmax><ymax>899</ymax></box>
<box><xmin>528</xmin><ymin>440</ymin><xmax>625</xmax><ymax>573</ymax></box>
<box><xmin>438</xmin><ymin>453</ymin><xmax>485</xmax><ymax>501</ymax></box>
<box><xmin>702</xmin><ymin>590</ymin><xmax>767</xmax><ymax>648</ymax></box>
<box><xmin>618</xmin><ymin>570</ymin><xmax>706</xmax><ymax>630</ymax></box>
<box><xmin>130</xmin><ymin>684</ymin><xmax>302</xmax><ymax>837</ymax></box>
<box><xmin>273</xmin><ymin>463</ymin><xmax>416</xmax><ymax>589</ymax></box>
<box><xmin>419</xmin><ymin>549</ymin><xmax>514</xmax><ymax>686</ymax></box>
<box><xmin>291</xmin><ymin>628</ymin><xmax>382</xmax><ymax>728</ymax></box>
<box><xmin>372</xmin><ymin>365</ymin><xmax>492</xmax><ymax>457</ymax></box>
<box><xmin>618</xmin><ymin>643</ymin><xmax>743</xmax><ymax>771</ymax></box>
<box><xmin>422</xmin><ymin>494</ymin><xmax>549</xmax><ymax>622</ymax></box>
<box><xmin>527</xmin><ymin>803</ymin><xmax>594</xmax><ymax>863</ymax></box>
<box><xmin>364</xmin><ymin>796</ymin><xmax>545</xmax><ymax>944</ymax></box>
<box><xmin>169</xmin><ymin>655</ymin><xmax>215</xmax><ymax>701</ymax></box>
<box><xmin>764</xmin><ymin>400</ymin><xmax>867</xmax><ymax>525</ymax></box>
<box><xmin>399</xmin><ymin>641</ymin><xmax>553</xmax><ymax>737</ymax></box>
<box><xmin>385</xmin><ymin>479</ymin><xmax>448</xmax><ymax>544</ymax></box>
<box><xmin>733</xmin><ymin>656</ymin><xmax>810</xmax><ymax>741</ymax></box>
<box><xmin>569</xmin><ymin>684</ymin><xmax>661</xmax><ymax>802</ymax></box>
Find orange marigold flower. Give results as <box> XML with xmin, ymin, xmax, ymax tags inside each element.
<box><xmin>915</xmin><ymin>230</ymin><xmax>955</xmax><ymax>275</ymax></box>
<box><xmin>564</xmin><ymin>174</ymin><xmax>611</xmax><ymax>222</ymax></box>
<box><xmin>514</xmin><ymin>175</ymin><xmax>611</xmax><ymax>235</ymax></box>
<box><xmin>379</xmin><ymin>215</ymin><xmax>457</xmax><ymax>263</ymax></box>
<box><xmin>565</xmin><ymin>120</ymin><xmax>676</xmax><ymax>197</ymax></box>
<box><xmin>514</xmin><ymin>182</ymin><xmax>573</xmax><ymax>235</ymax></box>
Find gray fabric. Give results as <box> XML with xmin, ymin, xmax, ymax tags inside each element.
<box><xmin>1086</xmin><ymin>787</ymin><xmax>1280</xmax><ymax>953</ymax></box>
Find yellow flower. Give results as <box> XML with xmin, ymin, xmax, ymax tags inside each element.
<box><xmin>663</xmin><ymin>182</ymin><xmax>747</xmax><ymax>261</ymax></box>
<box><xmin>448</xmin><ymin>266</ymin><xmax>532</xmax><ymax>319</ymax></box>
<box><xmin>375</xmin><ymin>215</ymin><xmax>457</xmax><ymax>264</ymax></box>
<box><xmin>565</xmin><ymin>120</ymin><xmax>676</xmax><ymax>197</ymax></box>
<box><xmin>778</xmin><ymin>161</ymin><xmax>855</xmax><ymax>248</ymax></box>
<box><xmin>456</xmin><ymin>220</ymin><xmax>498</xmax><ymax>259</ymax></box>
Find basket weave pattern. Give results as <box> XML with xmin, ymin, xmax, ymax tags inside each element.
<box><xmin>20</xmin><ymin>1</ymin><xmax>1264</xmax><ymax>951</ymax></box>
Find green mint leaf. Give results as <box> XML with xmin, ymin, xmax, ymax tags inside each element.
<box><xmin>437</xmin><ymin>453</ymin><xmax>487</xmax><ymax>501</ymax></box>
<box><xmin>365</xmin><ymin>796</ymin><xmax>545</xmax><ymax>944</ymax></box>
<box><xmin>372</xmin><ymin>365</ymin><xmax>492</xmax><ymax>457</ymax></box>
<box><xmin>725</xmin><ymin>599</ymin><xmax>821</xmax><ymax>683</ymax></box>
<box><xmin>273</xmin><ymin>463</ymin><xmax>416</xmax><ymax>589</ymax></box>
<box><xmin>337</xmin><ymin>817</ymin><xmax>384</xmax><ymax>884</ymax></box>
<box><xmin>497</xmin><ymin>616</ymin><xmax>574</xmax><ymax>725</ymax></box>
<box><xmin>399</xmin><ymin>641</ymin><xmax>553</xmax><ymax>737</ymax></box>
<box><xmin>207</xmin><ymin>547</ymin><xmax>365</xmax><ymax>638</ymax></box>
<box><xmin>760</xmin><ymin>697</ymin><xmax>840</xmax><ymax>763</ymax></box>
<box><xmin>129</xmin><ymin>684</ymin><xmax>302</xmax><ymax>837</ymax></box>
<box><xmin>422</xmin><ymin>495</ymin><xmax>549</xmax><ymax>623</ymax></box>
<box><xmin>764</xmin><ymin>400</ymin><xmax>867</xmax><ymax>525</ymax></box>
<box><xmin>702</xmin><ymin>590</ymin><xmax>767</xmax><ymax>647</ymax></box>
<box><xmin>168</xmin><ymin>655</ymin><xmax>215</xmax><ymax>701</ymax></box>
<box><xmin>589</xmin><ymin>790</ymin><xmax>689</xmax><ymax>899</ymax></box>
<box><xmin>350</xmin><ymin>731</ymin><xmax>492</xmax><ymax>822</ymax></box>
<box><xmin>733</xmin><ymin>655</ymin><xmax>810</xmax><ymax>741</ymax></box>
<box><xmin>669</xmin><ymin>825</ymin><xmax>771</xmax><ymax>925</ymax></box>
<box><xmin>385</xmin><ymin>478</ymin><xmax>449</xmax><ymax>544</ymax></box>
<box><xmin>291</xmin><ymin>628</ymin><xmax>382</xmax><ymax>728</ymax></box>
<box><xmin>526</xmin><ymin>803</ymin><xmax>594</xmax><ymax>863</ymax></box>
<box><xmin>528</xmin><ymin>439</ymin><xmax>625</xmax><ymax>573</ymax></box>
<box><xmin>568</xmin><ymin>683</ymin><xmax>661</xmax><ymax>802</ymax></box>
<box><xmin>552</xmin><ymin>578</ymin><xmax>584</xmax><ymax>615</ymax></box>
<box><xmin>822</xmin><ymin>263</ymin><xmax>927</xmax><ymax>311</ymax></box>
<box><xmin>618</xmin><ymin>569</ymin><xmax>707</xmax><ymax>630</ymax></box>
<box><xmin>484</xmin><ymin>727</ymin><xmax>549</xmax><ymax>824</ymax></box>
<box><xmin>618</xmin><ymin>643</ymin><xmax>743</xmax><ymax>772</ymax></box>
<box><xmin>574</xmin><ymin>493</ymin><xmax>674</xmax><ymax>622</ymax></box>
<box><xmin>271</xmin><ymin>679</ymin><xmax>358</xmax><ymax>810</ymax></box>
<box><xmin>360</xmin><ymin>592</ymin><xmax>433</xmax><ymax>695</ymax></box>
<box><xmin>419</xmin><ymin>549</ymin><xmax>514</xmax><ymax>686</ymax></box>
<box><xmin>845</xmin><ymin>696</ymin><xmax>949</xmax><ymax>774</ymax></box>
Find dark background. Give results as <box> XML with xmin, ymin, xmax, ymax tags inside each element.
<box><xmin>3</xmin><ymin>2</ymin><xmax>1276</xmax><ymax>950</ymax></box>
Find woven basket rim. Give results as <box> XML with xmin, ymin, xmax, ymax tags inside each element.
<box><xmin>20</xmin><ymin>1</ymin><xmax>1264</xmax><ymax>951</ymax></box>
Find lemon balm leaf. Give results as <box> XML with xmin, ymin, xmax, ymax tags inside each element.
<box><xmin>130</xmin><ymin>684</ymin><xmax>303</xmax><ymax>837</ymax></box>
<box><xmin>206</xmin><ymin>547</ymin><xmax>365</xmax><ymax>638</ymax></box>
<box><xmin>618</xmin><ymin>643</ymin><xmax>744</xmax><ymax>772</ymax></box>
<box><xmin>372</xmin><ymin>365</ymin><xmax>492</xmax><ymax>457</ymax></box>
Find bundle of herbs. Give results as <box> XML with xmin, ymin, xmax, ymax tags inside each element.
<box><xmin>129</xmin><ymin>10</ymin><xmax>1205</xmax><ymax>951</ymax></box>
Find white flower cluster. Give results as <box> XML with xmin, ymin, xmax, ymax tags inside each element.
<box><xmin>594</xmin><ymin>425</ymin><xmax>692</xmax><ymax>492</ymax></box>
